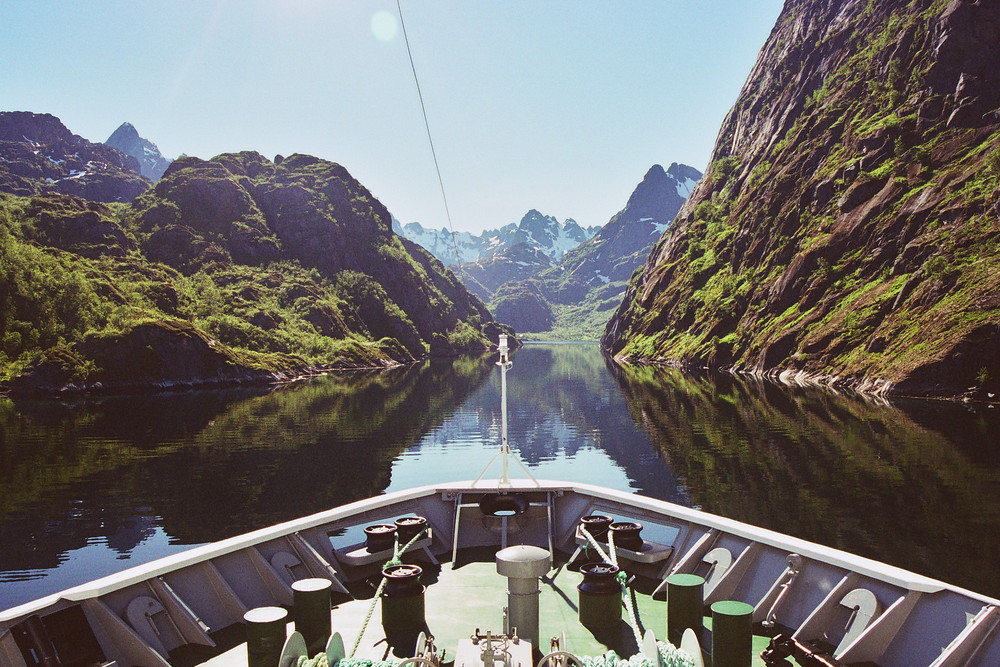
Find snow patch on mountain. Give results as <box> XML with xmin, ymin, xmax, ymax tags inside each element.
<box><xmin>393</xmin><ymin>209</ymin><xmax>600</xmax><ymax>267</ymax></box>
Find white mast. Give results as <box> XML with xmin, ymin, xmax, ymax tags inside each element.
<box><xmin>472</xmin><ymin>334</ymin><xmax>539</xmax><ymax>488</ymax></box>
<box><xmin>498</xmin><ymin>334</ymin><xmax>512</xmax><ymax>485</ymax></box>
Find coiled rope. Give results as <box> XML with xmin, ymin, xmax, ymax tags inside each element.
<box><xmin>299</xmin><ymin>658</ymin><xmax>403</xmax><ymax>667</ymax></box>
<box><xmin>348</xmin><ymin>527</ymin><xmax>429</xmax><ymax>658</ymax></box>
<box><xmin>579</xmin><ymin>643</ymin><xmax>696</xmax><ymax>667</ymax></box>
<box><xmin>299</xmin><ymin>645</ymin><xmax>693</xmax><ymax>667</ymax></box>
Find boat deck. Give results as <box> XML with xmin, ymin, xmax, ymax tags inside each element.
<box><xmin>189</xmin><ymin>549</ymin><xmax>792</xmax><ymax>667</ymax></box>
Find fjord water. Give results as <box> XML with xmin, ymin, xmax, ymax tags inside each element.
<box><xmin>1</xmin><ymin>343</ymin><xmax>998</xmax><ymax>611</ymax></box>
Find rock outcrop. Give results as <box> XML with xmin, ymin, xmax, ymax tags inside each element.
<box><xmin>603</xmin><ymin>0</ymin><xmax>1000</xmax><ymax>400</ymax></box>
<box><xmin>105</xmin><ymin>122</ymin><xmax>172</xmax><ymax>180</ymax></box>
<box><xmin>132</xmin><ymin>152</ymin><xmax>494</xmax><ymax>356</ymax></box>
<box><xmin>0</xmin><ymin>112</ymin><xmax>149</xmax><ymax>202</ymax></box>
<box><xmin>458</xmin><ymin>242</ymin><xmax>554</xmax><ymax>302</ymax></box>
<box><xmin>9</xmin><ymin>320</ymin><xmax>288</xmax><ymax>395</ymax></box>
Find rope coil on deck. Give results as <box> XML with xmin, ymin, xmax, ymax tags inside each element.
<box><xmin>303</xmin><ymin>658</ymin><xmax>400</xmax><ymax>667</ymax></box>
<box><xmin>301</xmin><ymin>647</ymin><xmax>694</xmax><ymax>667</ymax></box>
<box><xmin>580</xmin><ymin>643</ymin><xmax>696</xmax><ymax>667</ymax></box>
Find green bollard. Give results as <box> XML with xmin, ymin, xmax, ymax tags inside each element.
<box><xmin>666</xmin><ymin>573</ymin><xmax>705</xmax><ymax>644</ymax></box>
<box><xmin>245</xmin><ymin>606</ymin><xmax>288</xmax><ymax>667</ymax></box>
<box><xmin>710</xmin><ymin>600</ymin><xmax>754</xmax><ymax>667</ymax></box>
<box><xmin>293</xmin><ymin>578</ymin><xmax>333</xmax><ymax>654</ymax></box>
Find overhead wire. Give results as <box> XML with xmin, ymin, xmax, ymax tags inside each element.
<box><xmin>395</xmin><ymin>0</ymin><xmax>465</xmax><ymax>273</ymax></box>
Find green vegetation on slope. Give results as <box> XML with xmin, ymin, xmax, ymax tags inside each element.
<box><xmin>604</xmin><ymin>0</ymin><xmax>1000</xmax><ymax>399</ymax></box>
<box><xmin>0</xmin><ymin>151</ymin><xmax>502</xmax><ymax>391</ymax></box>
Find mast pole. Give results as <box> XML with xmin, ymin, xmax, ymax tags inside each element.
<box><xmin>498</xmin><ymin>334</ymin><xmax>512</xmax><ymax>487</ymax></box>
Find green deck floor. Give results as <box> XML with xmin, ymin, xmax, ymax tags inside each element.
<box><xmin>199</xmin><ymin>552</ymin><xmax>794</xmax><ymax>666</ymax></box>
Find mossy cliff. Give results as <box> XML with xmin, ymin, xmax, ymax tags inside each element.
<box><xmin>1</xmin><ymin>149</ymin><xmax>502</xmax><ymax>394</ymax></box>
<box><xmin>603</xmin><ymin>0</ymin><xmax>1000</xmax><ymax>400</ymax></box>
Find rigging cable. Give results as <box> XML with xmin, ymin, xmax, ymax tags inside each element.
<box><xmin>396</xmin><ymin>0</ymin><xmax>465</xmax><ymax>272</ymax></box>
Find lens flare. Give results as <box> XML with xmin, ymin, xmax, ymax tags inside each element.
<box><xmin>371</xmin><ymin>10</ymin><xmax>398</xmax><ymax>42</ymax></box>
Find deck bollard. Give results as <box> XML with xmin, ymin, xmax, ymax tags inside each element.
<box><xmin>293</xmin><ymin>578</ymin><xmax>333</xmax><ymax>654</ymax></box>
<box><xmin>710</xmin><ymin>600</ymin><xmax>754</xmax><ymax>667</ymax></box>
<box><xmin>245</xmin><ymin>606</ymin><xmax>288</xmax><ymax>667</ymax></box>
<box><xmin>382</xmin><ymin>564</ymin><xmax>426</xmax><ymax>657</ymax></box>
<box><xmin>666</xmin><ymin>573</ymin><xmax>705</xmax><ymax>644</ymax></box>
<box><xmin>578</xmin><ymin>562</ymin><xmax>622</xmax><ymax>628</ymax></box>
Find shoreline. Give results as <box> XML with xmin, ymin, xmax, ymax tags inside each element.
<box><xmin>609</xmin><ymin>352</ymin><xmax>1000</xmax><ymax>406</ymax></box>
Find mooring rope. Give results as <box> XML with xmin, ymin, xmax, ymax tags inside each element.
<box><xmin>333</xmin><ymin>525</ymin><xmax>695</xmax><ymax>667</ymax></box>
<box><xmin>580</xmin><ymin>528</ymin><xmax>643</xmax><ymax>648</ymax></box>
<box><xmin>348</xmin><ymin>527</ymin><xmax>429</xmax><ymax>658</ymax></box>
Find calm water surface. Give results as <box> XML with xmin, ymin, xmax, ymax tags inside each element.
<box><xmin>1</xmin><ymin>342</ymin><xmax>998</xmax><ymax>611</ymax></box>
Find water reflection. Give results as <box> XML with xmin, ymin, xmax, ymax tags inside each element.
<box><xmin>608</xmin><ymin>363</ymin><xmax>1000</xmax><ymax>598</ymax></box>
<box><xmin>0</xmin><ymin>356</ymin><xmax>494</xmax><ymax>605</ymax></box>
<box><xmin>1</xmin><ymin>344</ymin><xmax>998</xmax><ymax>611</ymax></box>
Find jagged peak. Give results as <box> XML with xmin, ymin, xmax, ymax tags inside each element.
<box><xmin>108</xmin><ymin>121</ymin><xmax>139</xmax><ymax>139</ymax></box>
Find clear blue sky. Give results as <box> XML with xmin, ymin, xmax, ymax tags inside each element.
<box><xmin>1</xmin><ymin>1</ymin><xmax>784</xmax><ymax>233</ymax></box>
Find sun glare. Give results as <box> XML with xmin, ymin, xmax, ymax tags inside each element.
<box><xmin>371</xmin><ymin>10</ymin><xmax>398</xmax><ymax>42</ymax></box>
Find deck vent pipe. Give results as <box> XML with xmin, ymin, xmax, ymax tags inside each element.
<box><xmin>711</xmin><ymin>600</ymin><xmax>754</xmax><ymax>667</ymax></box>
<box><xmin>666</xmin><ymin>573</ymin><xmax>705</xmax><ymax>644</ymax></box>
<box><xmin>496</xmin><ymin>545</ymin><xmax>551</xmax><ymax>650</ymax></box>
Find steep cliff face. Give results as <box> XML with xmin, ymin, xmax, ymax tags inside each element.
<box><xmin>604</xmin><ymin>0</ymin><xmax>1000</xmax><ymax>399</ymax></box>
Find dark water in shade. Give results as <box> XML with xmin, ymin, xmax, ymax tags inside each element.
<box><xmin>1</xmin><ymin>342</ymin><xmax>998</xmax><ymax>611</ymax></box>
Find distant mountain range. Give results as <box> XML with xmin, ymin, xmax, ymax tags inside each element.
<box><xmin>393</xmin><ymin>209</ymin><xmax>600</xmax><ymax>267</ymax></box>
<box><xmin>105</xmin><ymin>122</ymin><xmax>172</xmax><ymax>180</ymax></box>
<box><xmin>468</xmin><ymin>162</ymin><xmax>702</xmax><ymax>339</ymax></box>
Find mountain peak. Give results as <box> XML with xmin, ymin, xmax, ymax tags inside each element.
<box><xmin>620</xmin><ymin>162</ymin><xmax>701</xmax><ymax>224</ymax></box>
<box><xmin>107</xmin><ymin>122</ymin><xmax>139</xmax><ymax>143</ymax></box>
<box><xmin>104</xmin><ymin>122</ymin><xmax>171</xmax><ymax>181</ymax></box>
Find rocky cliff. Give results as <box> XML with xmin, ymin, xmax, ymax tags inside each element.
<box><xmin>0</xmin><ymin>112</ymin><xmax>149</xmax><ymax>202</ymax></box>
<box><xmin>105</xmin><ymin>122</ymin><xmax>172</xmax><ymax>180</ymax></box>
<box><xmin>604</xmin><ymin>0</ymin><xmax>1000</xmax><ymax>400</ymax></box>
<box><xmin>458</xmin><ymin>242</ymin><xmax>555</xmax><ymax>302</ymax></box>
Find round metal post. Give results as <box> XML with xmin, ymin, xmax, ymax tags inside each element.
<box><xmin>245</xmin><ymin>606</ymin><xmax>288</xmax><ymax>667</ymax></box>
<box><xmin>292</xmin><ymin>578</ymin><xmax>332</xmax><ymax>654</ymax></box>
<box><xmin>710</xmin><ymin>600</ymin><xmax>754</xmax><ymax>667</ymax></box>
<box><xmin>666</xmin><ymin>573</ymin><xmax>705</xmax><ymax>644</ymax></box>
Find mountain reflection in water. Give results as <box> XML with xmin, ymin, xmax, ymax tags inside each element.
<box><xmin>0</xmin><ymin>343</ymin><xmax>998</xmax><ymax>611</ymax></box>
